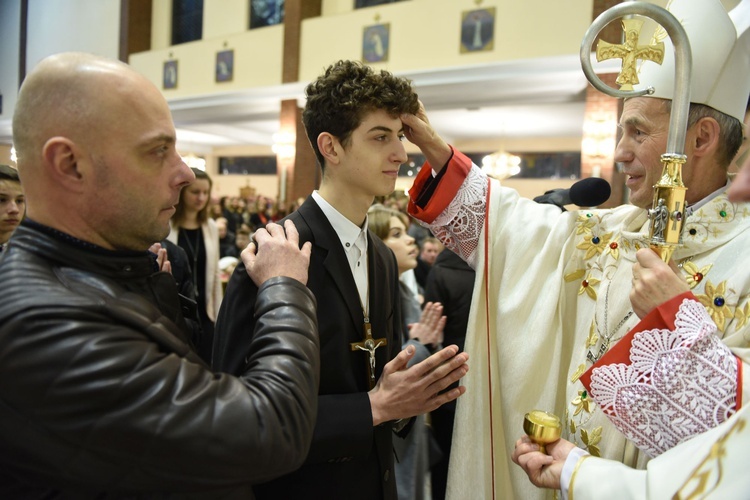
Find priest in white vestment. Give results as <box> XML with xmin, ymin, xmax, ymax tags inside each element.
<box><xmin>511</xmin><ymin>145</ymin><xmax>750</xmax><ymax>500</ymax></box>
<box><xmin>400</xmin><ymin>0</ymin><xmax>750</xmax><ymax>498</ymax></box>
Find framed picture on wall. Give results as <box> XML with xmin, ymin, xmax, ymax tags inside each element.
<box><xmin>250</xmin><ymin>0</ymin><xmax>285</xmax><ymax>28</ymax></box>
<box><xmin>215</xmin><ymin>49</ymin><xmax>234</xmax><ymax>82</ymax></box>
<box><xmin>362</xmin><ymin>23</ymin><xmax>390</xmax><ymax>63</ymax></box>
<box><xmin>460</xmin><ymin>7</ymin><xmax>495</xmax><ymax>53</ymax></box>
<box><xmin>163</xmin><ymin>60</ymin><xmax>178</xmax><ymax>89</ymax></box>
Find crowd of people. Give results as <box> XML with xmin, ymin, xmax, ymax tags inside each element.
<box><xmin>0</xmin><ymin>0</ymin><xmax>748</xmax><ymax>498</ymax></box>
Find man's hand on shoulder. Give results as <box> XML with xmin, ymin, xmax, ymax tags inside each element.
<box><xmin>243</xmin><ymin>220</ymin><xmax>312</xmax><ymax>287</ymax></box>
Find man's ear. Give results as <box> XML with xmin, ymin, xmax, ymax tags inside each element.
<box><xmin>317</xmin><ymin>132</ymin><xmax>341</xmax><ymax>166</ymax></box>
<box><xmin>690</xmin><ymin>116</ymin><xmax>721</xmax><ymax>160</ymax></box>
<box><xmin>41</xmin><ymin>137</ymin><xmax>86</xmax><ymax>193</ymax></box>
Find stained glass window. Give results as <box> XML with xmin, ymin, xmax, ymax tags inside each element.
<box><xmin>172</xmin><ymin>0</ymin><xmax>203</xmax><ymax>45</ymax></box>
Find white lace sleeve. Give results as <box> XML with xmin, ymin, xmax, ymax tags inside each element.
<box><xmin>418</xmin><ymin>165</ymin><xmax>488</xmax><ymax>269</ymax></box>
<box><xmin>589</xmin><ymin>299</ymin><xmax>738</xmax><ymax>457</ymax></box>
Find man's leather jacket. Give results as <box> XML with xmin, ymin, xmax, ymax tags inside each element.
<box><xmin>0</xmin><ymin>221</ymin><xmax>320</xmax><ymax>499</ymax></box>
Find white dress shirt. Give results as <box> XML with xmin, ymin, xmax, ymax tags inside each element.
<box><xmin>312</xmin><ymin>191</ymin><xmax>370</xmax><ymax>315</ymax></box>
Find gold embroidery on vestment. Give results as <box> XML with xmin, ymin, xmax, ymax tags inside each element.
<box><xmin>696</xmin><ymin>280</ymin><xmax>734</xmax><ymax>332</ymax></box>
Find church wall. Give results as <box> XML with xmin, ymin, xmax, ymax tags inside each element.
<box><xmin>130</xmin><ymin>26</ymin><xmax>285</xmax><ymax>98</ymax></box>
<box><xmin>205</xmin><ymin>144</ymin><xmax>281</xmax><ymax>200</ymax></box>
<box><xmin>302</xmin><ymin>0</ymin><xmax>594</xmax><ymax>79</ymax></box>
<box><xmin>0</xmin><ymin>144</ymin><xmax>13</xmax><ymax>166</ymax></box>
<box><xmin>212</xmin><ymin>173</ymin><xmax>280</xmax><ymax>201</ymax></box>
<box><xmin>321</xmin><ymin>0</ymin><xmax>359</xmax><ymax>16</ymax></box>
<box><xmin>151</xmin><ymin>0</ymin><xmax>256</xmax><ymax>50</ymax></box>
<box><xmin>0</xmin><ymin>0</ymin><xmax>121</xmax><ymax>152</ymax></box>
<box><xmin>137</xmin><ymin>0</ymin><xmax>595</xmax><ymax>99</ymax></box>
<box><xmin>26</xmin><ymin>0</ymin><xmax>121</xmax><ymax>68</ymax></box>
<box><xmin>151</xmin><ymin>0</ymin><xmax>171</xmax><ymax>50</ymax></box>
<box><xmin>204</xmin><ymin>0</ymin><xmax>251</xmax><ymax>39</ymax></box>
<box><xmin>0</xmin><ymin>0</ymin><xmax>21</xmax><ymax>124</ymax></box>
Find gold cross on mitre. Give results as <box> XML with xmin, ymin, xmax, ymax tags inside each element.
<box><xmin>350</xmin><ymin>320</ymin><xmax>387</xmax><ymax>389</ymax></box>
<box><xmin>596</xmin><ymin>18</ymin><xmax>665</xmax><ymax>90</ymax></box>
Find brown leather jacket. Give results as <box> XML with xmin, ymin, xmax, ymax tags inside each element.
<box><xmin>0</xmin><ymin>221</ymin><xmax>319</xmax><ymax>499</ymax></box>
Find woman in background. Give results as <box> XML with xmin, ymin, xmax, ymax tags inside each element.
<box><xmin>168</xmin><ymin>168</ymin><xmax>222</xmax><ymax>362</ymax></box>
<box><xmin>249</xmin><ymin>195</ymin><xmax>270</xmax><ymax>229</ymax></box>
<box><xmin>367</xmin><ymin>203</ymin><xmax>442</xmax><ymax>500</ymax></box>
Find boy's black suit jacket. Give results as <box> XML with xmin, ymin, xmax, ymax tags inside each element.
<box><xmin>214</xmin><ymin>195</ymin><xmax>403</xmax><ymax>500</ymax></box>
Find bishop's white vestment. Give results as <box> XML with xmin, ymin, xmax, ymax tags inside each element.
<box><xmin>407</xmin><ymin>148</ymin><xmax>750</xmax><ymax>500</ymax></box>
<box><xmin>569</xmin><ymin>402</ymin><xmax>750</xmax><ymax>499</ymax></box>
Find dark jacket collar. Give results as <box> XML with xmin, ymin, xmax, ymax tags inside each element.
<box><xmin>9</xmin><ymin>220</ymin><xmax>158</xmax><ymax>279</ymax></box>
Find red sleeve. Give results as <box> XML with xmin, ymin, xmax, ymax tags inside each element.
<box><xmin>738</xmin><ymin>357</ymin><xmax>743</xmax><ymax>409</ymax></box>
<box><xmin>578</xmin><ymin>292</ymin><xmax>742</xmax><ymax>456</ymax></box>
<box><xmin>580</xmin><ymin>291</ymin><xmax>697</xmax><ymax>390</ymax></box>
<box><xmin>407</xmin><ymin>146</ymin><xmax>474</xmax><ymax>224</ymax></box>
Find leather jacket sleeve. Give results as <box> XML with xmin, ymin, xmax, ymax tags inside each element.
<box><xmin>0</xmin><ymin>273</ymin><xmax>319</xmax><ymax>494</ymax></box>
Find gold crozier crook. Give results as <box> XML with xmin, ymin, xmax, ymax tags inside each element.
<box><xmin>580</xmin><ymin>1</ymin><xmax>693</xmax><ymax>263</ymax></box>
<box><xmin>596</xmin><ymin>19</ymin><xmax>665</xmax><ymax>90</ymax></box>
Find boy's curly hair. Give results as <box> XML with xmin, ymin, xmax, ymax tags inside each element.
<box><xmin>302</xmin><ymin>60</ymin><xmax>419</xmax><ymax>170</ymax></box>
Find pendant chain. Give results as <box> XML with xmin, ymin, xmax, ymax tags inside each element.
<box><xmin>589</xmin><ymin>277</ymin><xmax>633</xmax><ymax>364</ymax></box>
<box><xmin>182</xmin><ymin>227</ymin><xmax>201</xmax><ymax>298</ymax></box>
<box><xmin>603</xmin><ymin>277</ymin><xmax>634</xmax><ymax>344</ymax></box>
<box><xmin>355</xmin><ymin>239</ymin><xmax>369</xmax><ymax>323</ymax></box>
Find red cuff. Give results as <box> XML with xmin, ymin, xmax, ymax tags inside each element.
<box><xmin>737</xmin><ymin>356</ymin><xmax>743</xmax><ymax>409</ymax></box>
<box><xmin>407</xmin><ymin>146</ymin><xmax>473</xmax><ymax>224</ymax></box>
<box><xmin>580</xmin><ymin>291</ymin><xmax>697</xmax><ymax>391</ymax></box>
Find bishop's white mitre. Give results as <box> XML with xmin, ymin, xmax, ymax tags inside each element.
<box><xmin>634</xmin><ymin>0</ymin><xmax>750</xmax><ymax>122</ymax></box>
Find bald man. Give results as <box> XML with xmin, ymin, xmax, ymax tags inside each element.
<box><xmin>0</xmin><ymin>52</ymin><xmax>320</xmax><ymax>497</ymax></box>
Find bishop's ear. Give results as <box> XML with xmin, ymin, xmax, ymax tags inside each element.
<box><xmin>690</xmin><ymin>116</ymin><xmax>721</xmax><ymax>160</ymax></box>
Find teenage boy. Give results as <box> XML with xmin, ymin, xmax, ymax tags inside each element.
<box><xmin>214</xmin><ymin>60</ymin><xmax>469</xmax><ymax>500</ymax></box>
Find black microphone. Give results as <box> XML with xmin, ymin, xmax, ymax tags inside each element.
<box><xmin>533</xmin><ymin>177</ymin><xmax>611</xmax><ymax>211</ymax></box>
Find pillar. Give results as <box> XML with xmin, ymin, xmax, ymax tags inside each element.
<box><xmin>276</xmin><ymin>0</ymin><xmax>322</xmax><ymax>207</ymax></box>
<box><xmin>119</xmin><ymin>0</ymin><xmax>152</xmax><ymax>62</ymax></box>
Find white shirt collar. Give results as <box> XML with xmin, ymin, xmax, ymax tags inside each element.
<box><xmin>311</xmin><ymin>190</ymin><xmax>369</xmax><ymax>250</ymax></box>
<box><xmin>312</xmin><ymin>191</ymin><xmax>370</xmax><ymax>313</ymax></box>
